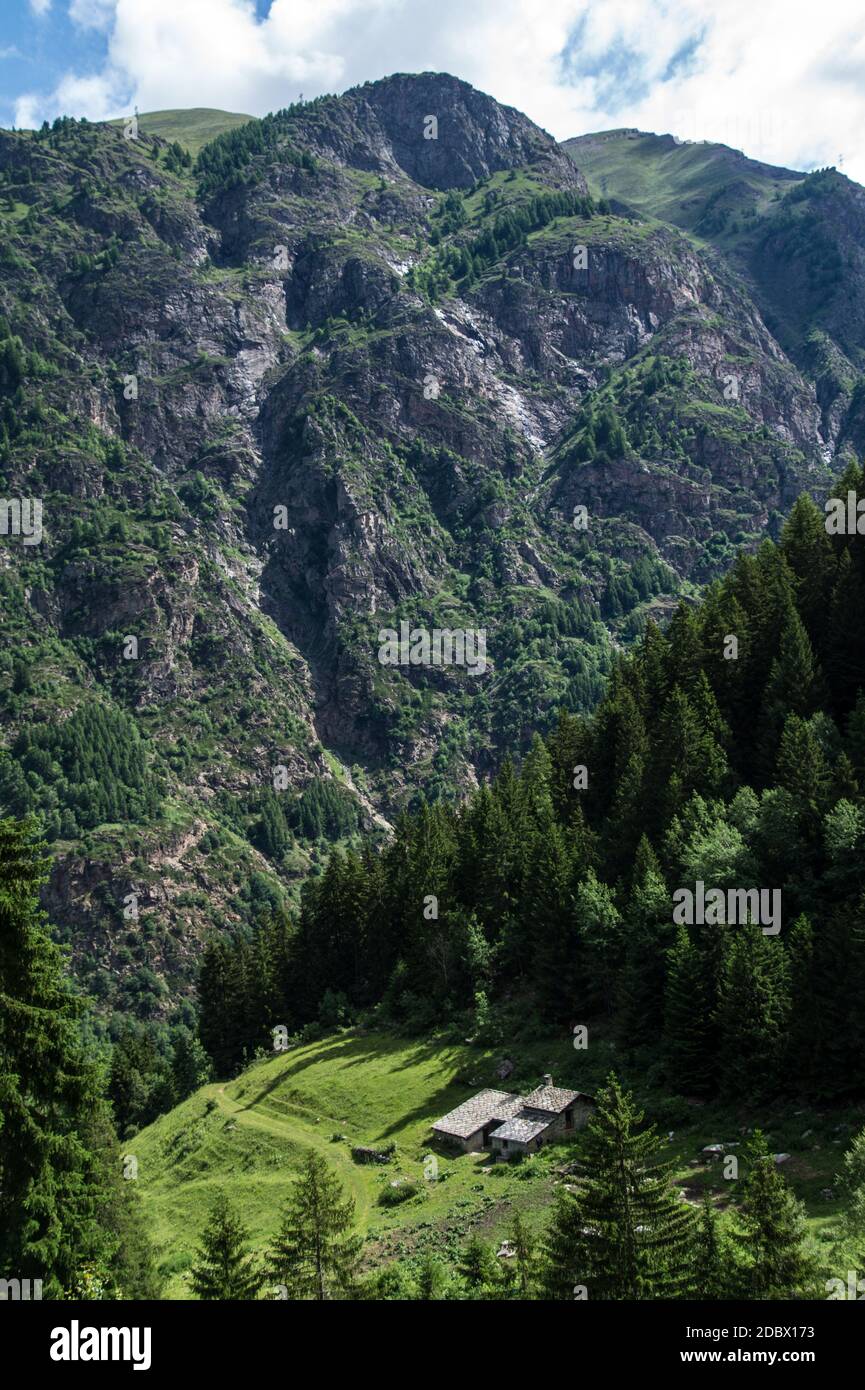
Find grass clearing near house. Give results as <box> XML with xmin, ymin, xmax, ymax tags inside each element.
<box><xmin>131</xmin><ymin>1025</ymin><xmax>858</xmax><ymax>1297</ymax></box>
<box><xmin>133</xmin><ymin>1026</ymin><xmax>605</xmax><ymax>1296</ymax></box>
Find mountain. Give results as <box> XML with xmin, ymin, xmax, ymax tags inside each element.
<box><xmin>0</xmin><ymin>73</ymin><xmax>856</xmax><ymax>1022</ymax></box>
<box><xmin>564</xmin><ymin>129</ymin><xmax>865</xmax><ymax>445</ymax></box>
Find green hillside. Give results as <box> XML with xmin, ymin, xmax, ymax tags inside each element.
<box><xmin>108</xmin><ymin>107</ymin><xmax>254</xmax><ymax>154</ymax></box>
<box><xmin>132</xmin><ymin>1028</ymin><xmax>590</xmax><ymax>1297</ymax></box>
<box><xmin>131</xmin><ymin>1026</ymin><xmax>851</xmax><ymax>1298</ymax></box>
<box><xmin>563</xmin><ymin>128</ymin><xmax>803</xmax><ymax>248</ymax></box>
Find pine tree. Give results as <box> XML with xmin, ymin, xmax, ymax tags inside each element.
<box><xmin>0</xmin><ymin>816</ymin><xmax>151</xmax><ymax>1296</ymax></box>
<box><xmin>189</xmin><ymin>1190</ymin><xmax>262</xmax><ymax>1300</ymax></box>
<box><xmin>268</xmin><ymin>1149</ymin><xmax>361</xmax><ymax>1299</ymax></box>
<box><xmin>662</xmin><ymin>926</ymin><xmax>714</xmax><ymax>1096</ymax></box>
<box><xmin>715</xmin><ymin>921</ymin><xmax>790</xmax><ymax>1103</ymax></box>
<box><xmin>197</xmin><ymin>936</ymin><xmax>244</xmax><ymax>1074</ymax></box>
<box><xmin>509</xmin><ymin>1211</ymin><xmax>536</xmax><ymax>1298</ymax></box>
<box><xmin>694</xmin><ymin>1194</ymin><xmax>726</xmax><ymax>1299</ymax></box>
<box><xmin>616</xmin><ymin>844</ymin><xmax>673</xmax><ymax>1050</ymax></box>
<box><xmin>458</xmin><ymin>1234</ymin><xmax>499</xmax><ymax>1294</ymax></box>
<box><xmin>759</xmin><ymin>603</ymin><xmax>824</xmax><ymax>768</ymax></box>
<box><xmin>734</xmin><ymin>1134</ymin><xmax>812</xmax><ymax>1298</ymax></box>
<box><xmin>541</xmin><ymin>1075</ymin><xmax>696</xmax><ymax>1299</ymax></box>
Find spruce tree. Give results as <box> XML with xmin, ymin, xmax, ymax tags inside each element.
<box><xmin>734</xmin><ymin>1134</ymin><xmax>812</xmax><ymax>1299</ymax></box>
<box><xmin>0</xmin><ymin>816</ymin><xmax>152</xmax><ymax>1296</ymax></box>
<box><xmin>832</xmin><ymin>1125</ymin><xmax>865</xmax><ymax>1267</ymax></box>
<box><xmin>784</xmin><ymin>914</ymin><xmax>816</xmax><ymax>1090</ymax></box>
<box><xmin>268</xmin><ymin>1149</ymin><xmax>361</xmax><ymax>1299</ymax></box>
<box><xmin>197</xmin><ymin>936</ymin><xmax>243</xmax><ymax>1075</ymax></box>
<box><xmin>715</xmin><ymin>921</ymin><xmax>791</xmax><ymax>1103</ymax></box>
<box><xmin>694</xmin><ymin>1194</ymin><xmax>726</xmax><ymax>1299</ymax></box>
<box><xmin>779</xmin><ymin>493</ymin><xmax>836</xmax><ymax>643</ymax></box>
<box><xmin>541</xmin><ymin>1075</ymin><xmax>696</xmax><ymax>1299</ymax></box>
<box><xmin>509</xmin><ymin>1211</ymin><xmax>536</xmax><ymax>1298</ymax></box>
<box><xmin>526</xmin><ymin>822</ymin><xmax>576</xmax><ymax>1018</ymax></box>
<box><xmin>458</xmin><ymin>1234</ymin><xmax>499</xmax><ymax>1294</ymax></box>
<box><xmin>616</xmin><ymin>844</ymin><xmax>673</xmax><ymax>1051</ymax></box>
<box><xmin>662</xmin><ymin>926</ymin><xmax>714</xmax><ymax>1095</ymax></box>
<box><xmin>189</xmin><ymin>1191</ymin><xmax>262</xmax><ymax>1300</ymax></box>
<box><xmin>759</xmin><ymin>604</ymin><xmax>824</xmax><ymax>770</ymax></box>
<box><xmin>414</xmin><ymin>1253</ymin><xmax>450</xmax><ymax>1300</ymax></box>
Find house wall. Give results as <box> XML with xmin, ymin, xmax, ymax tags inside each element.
<box><xmin>490</xmin><ymin>1104</ymin><xmax>595</xmax><ymax>1157</ymax></box>
<box><xmin>522</xmin><ymin>1108</ymin><xmax>568</xmax><ymax>1141</ymax></box>
<box><xmin>490</xmin><ymin>1135</ymin><xmax>531</xmax><ymax>1157</ymax></box>
<box><xmin>435</xmin><ymin>1128</ymin><xmax>486</xmax><ymax>1153</ymax></box>
<box><xmin>525</xmin><ymin>1103</ymin><xmax>594</xmax><ymax>1137</ymax></box>
<box><xmin>461</xmin><ymin>1128</ymin><xmax>486</xmax><ymax>1153</ymax></box>
<box><xmin>437</xmin><ymin>1126</ymin><xmax>499</xmax><ymax>1153</ymax></box>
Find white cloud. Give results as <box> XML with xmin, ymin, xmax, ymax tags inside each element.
<box><xmin>69</xmin><ymin>0</ymin><xmax>117</xmax><ymax>30</ymax></box>
<box><xmin>29</xmin><ymin>0</ymin><xmax>52</xmax><ymax>15</ymax></box>
<box><xmin>14</xmin><ymin>0</ymin><xmax>865</xmax><ymax>183</ymax></box>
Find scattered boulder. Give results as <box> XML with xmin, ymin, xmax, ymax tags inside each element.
<box><xmin>351</xmin><ymin>1143</ymin><xmax>395</xmax><ymax>1164</ymax></box>
<box><xmin>701</xmin><ymin>1144</ymin><xmax>725</xmax><ymax>1160</ymax></box>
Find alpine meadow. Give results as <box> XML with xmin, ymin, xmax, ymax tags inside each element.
<box><xmin>5</xmin><ymin>1</ymin><xmax>865</xmax><ymax>1344</ymax></box>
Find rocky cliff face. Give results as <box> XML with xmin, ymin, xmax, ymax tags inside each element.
<box><xmin>0</xmin><ymin>75</ymin><xmax>848</xmax><ymax>1014</ymax></box>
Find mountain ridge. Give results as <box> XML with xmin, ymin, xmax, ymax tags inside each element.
<box><xmin>0</xmin><ymin>71</ymin><xmax>856</xmax><ymax>1025</ymax></box>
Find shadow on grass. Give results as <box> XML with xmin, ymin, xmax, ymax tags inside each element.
<box><xmin>233</xmin><ymin>1028</ymin><xmax>481</xmax><ymax>1141</ymax></box>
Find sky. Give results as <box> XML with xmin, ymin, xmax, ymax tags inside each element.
<box><xmin>2</xmin><ymin>0</ymin><xmax>864</xmax><ymax>182</ymax></box>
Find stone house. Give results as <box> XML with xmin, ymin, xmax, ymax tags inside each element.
<box><xmin>433</xmin><ymin>1074</ymin><xmax>594</xmax><ymax>1157</ymax></box>
<box><xmin>431</xmin><ymin>1088</ymin><xmax>525</xmax><ymax>1153</ymax></box>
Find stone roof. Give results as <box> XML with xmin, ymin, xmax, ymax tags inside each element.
<box><xmin>490</xmin><ymin>1114</ymin><xmax>553</xmax><ymax>1144</ymax></box>
<box><xmin>432</xmin><ymin>1088</ymin><xmax>525</xmax><ymax>1139</ymax></box>
<box><xmin>522</xmin><ymin>1083</ymin><xmax>585</xmax><ymax>1114</ymax></box>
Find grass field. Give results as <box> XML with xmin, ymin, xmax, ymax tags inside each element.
<box><xmin>107</xmin><ymin>108</ymin><xmax>253</xmax><ymax>155</ymax></box>
<box><xmin>131</xmin><ymin>1026</ymin><xmax>861</xmax><ymax>1297</ymax></box>
<box><xmin>563</xmin><ymin>128</ymin><xmax>802</xmax><ymax>250</ymax></box>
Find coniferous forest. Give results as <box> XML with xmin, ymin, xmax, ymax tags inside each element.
<box><xmin>4</xmin><ymin>31</ymin><xmax>865</xmax><ymax>1346</ymax></box>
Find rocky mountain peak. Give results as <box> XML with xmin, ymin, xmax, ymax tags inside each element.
<box><xmin>285</xmin><ymin>71</ymin><xmax>585</xmax><ymax>191</ymax></box>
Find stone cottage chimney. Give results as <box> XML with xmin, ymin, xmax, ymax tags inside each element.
<box><xmin>543</xmin><ymin>1073</ymin><xmax>553</xmax><ymax>1087</ymax></box>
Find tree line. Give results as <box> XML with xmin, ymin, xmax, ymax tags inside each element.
<box><xmin>198</xmin><ymin>463</ymin><xmax>865</xmax><ymax>1107</ymax></box>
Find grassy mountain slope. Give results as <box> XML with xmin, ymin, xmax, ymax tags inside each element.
<box><xmin>564</xmin><ymin>130</ymin><xmax>865</xmax><ymax>443</ymax></box>
<box><xmin>132</xmin><ymin>1026</ymin><xmax>853</xmax><ymax>1298</ymax></box>
<box><xmin>108</xmin><ymin>108</ymin><xmax>254</xmax><ymax>155</ymax></box>
<box><xmin>564</xmin><ymin>129</ymin><xmax>802</xmax><ymax>246</ymax></box>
